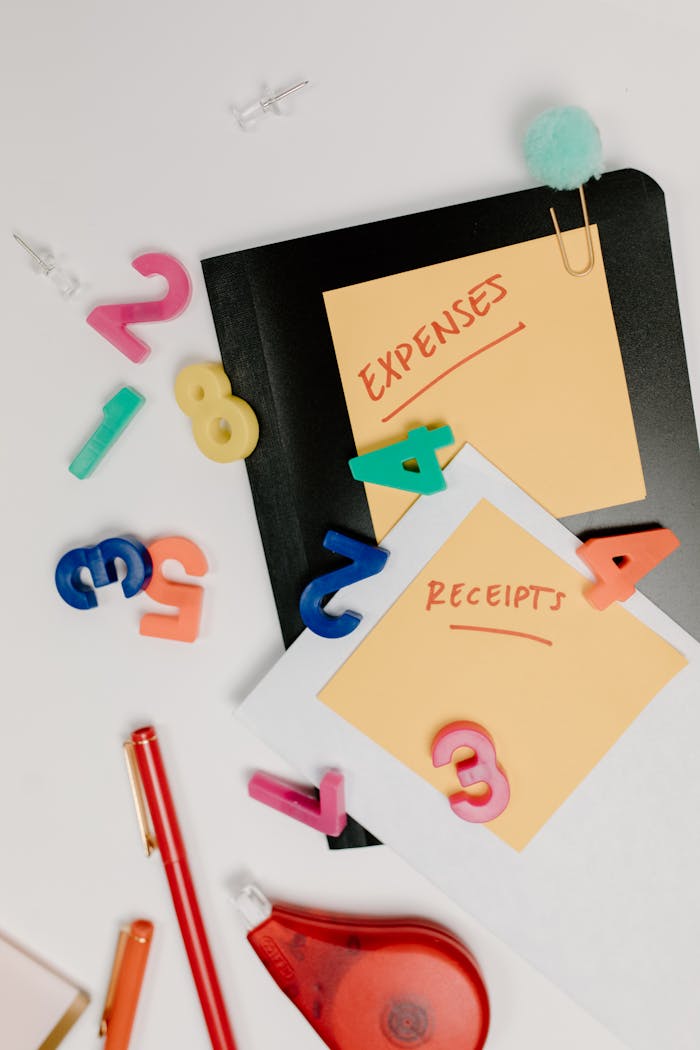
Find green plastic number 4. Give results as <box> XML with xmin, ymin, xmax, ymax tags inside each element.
<box><xmin>348</xmin><ymin>425</ymin><xmax>455</xmax><ymax>495</ymax></box>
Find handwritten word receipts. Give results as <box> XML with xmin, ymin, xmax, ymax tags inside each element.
<box><xmin>425</xmin><ymin>577</ymin><xmax>567</xmax><ymax>647</ymax></box>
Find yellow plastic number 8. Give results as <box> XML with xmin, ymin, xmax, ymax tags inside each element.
<box><xmin>175</xmin><ymin>362</ymin><xmax>259</xmax><ymax>463</ymax></box>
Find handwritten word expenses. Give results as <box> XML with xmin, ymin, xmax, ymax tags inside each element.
<box><xmin>357</xmin><ymin>274</ymin><xmax>509</xmax><ymax>406</ymax></box>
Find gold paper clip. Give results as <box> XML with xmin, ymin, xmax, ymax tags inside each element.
<box><xmin>123</xmin><ymin>742</ymin><xmax>157</xmax><ymax>857</ymax></box>
<box><xmin>549</xmin><ymin>185</ymin><xmax>594</xmax><ymax>277</ymax></box>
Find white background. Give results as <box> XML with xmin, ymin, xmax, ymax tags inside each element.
<box><xmin>0</xmin><ymin>2</ymin><xmax>697</xmax><ymax>1049</ymax></box>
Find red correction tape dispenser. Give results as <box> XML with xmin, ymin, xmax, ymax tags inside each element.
<box><xmin>234</xmin><ymin>886</ymin><xmax>490</xmax><ymax>1050</ymax></box>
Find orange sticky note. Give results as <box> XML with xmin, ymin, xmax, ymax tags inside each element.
<box><xmin>319</xmin><ymin>500</ymin><xmax>686</xmax><ymax>851</ymax></box>
<box><xmin>323</xmin><ymin>228</ymin><xmax>645</xmax><ymax>540</ymax></box>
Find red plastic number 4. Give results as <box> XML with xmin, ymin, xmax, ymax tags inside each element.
<box><xmin>577</xmin><ymin>528</ymin><xmax>680</xmax><ymax>611</ymax></box>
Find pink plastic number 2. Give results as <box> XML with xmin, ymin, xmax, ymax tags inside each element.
<box><xmin>432</xmin><ymin>721</ymin><xmax>510</xmax><ymax>823</ymax></box>
<box><xmin>86</xmin><ymin>253</ymin><xmax>192</xmax><ymax>364</ymax></box>
<box><xmin>139</xmin><ymin>537</ymin><xmax>207</xmax><ymax>643</ymax></box>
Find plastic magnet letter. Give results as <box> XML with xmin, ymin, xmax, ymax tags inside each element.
<box><xmin>174</xmin><ymin>362</ymin><xmax>259</xmax><ymax>463</ymax></box>
<box><xmin>577</xmin><ymin>528</ymin><xmax>681</xmax><ymax>611</ymax></box>
<box><xmin>432</xmin><ymin>721</ymin><xmax>510</xmax><ymax>823</ymax></box>
<box><xmin>55</xmin><ymin>538</ymin><xmax>152</xmax><ymax>609</ymax></box>
<box><xmin>139</xmin><ymin>537</ymin><xmax>208</xmax><ymax>643</ymax></box>
<box><xmin>69</xmin><ymin>387</ymin><xmax>145</xmax><ymax>479</ymax></box>
<box><xmin>349</xmin><ymin>425</ymin><xmax>455</xmax><ymax>495</ymax></box>
<box><xmin>98</xmin><ymin>538</ymin><xmax>153</xmax><ymax>597</ymax></box>
<box><xmin>86</xmin><ymin>253</ymin><xmax>192</xmax><ymax>364</ymax></box>
<box><xmin>299</xmin><ymin>530</ymin><xmax>389</xmax><ymax>639</ymax></box>
<box><xmin>55</xmin><ymin>548</ymin><xmax>100</xmax><ymax>609</ymax></box>
<box><xmin>248</xmin><ymin>769</ymin><xmax>347</xmax><ymax>836</ymax></box>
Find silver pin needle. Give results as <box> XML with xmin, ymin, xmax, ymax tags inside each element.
<box><xmin>261</xmin><ymin>80</ymin><xmax>309</xmax><ymax>111</ymax></box>
<box><xmin>13</xmin><ymin>232</ymin><xmax>53</xmax><ymax>273</ymax></box>
<box><xmin>12</xmin><ymin>232</ymin><xmax>80</xmax><ymax>297</ymax></box>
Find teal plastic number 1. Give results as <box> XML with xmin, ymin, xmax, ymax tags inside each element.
<box><xmin>348</xmin><ymin>425</ymin><xmax>455</xmax><ymax>495</ymax></box>
<box><xmin>69</xmin><ymin>386</ymin><xmax>145</xmax><ymax>479</ymax></box>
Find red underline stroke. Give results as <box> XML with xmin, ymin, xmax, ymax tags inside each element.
<box><xmin>449</xmin><ymin>623</ymin><xmax>553</xmax><ymax>647</ymax></box>
<box><xmin>380</xmin><ymin>321</ymin><xmax>527</xmax><ymax>424</ymax></box>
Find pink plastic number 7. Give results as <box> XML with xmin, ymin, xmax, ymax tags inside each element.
<box><xmin>139</xmin><ymin>537</ymin><xmax>207</xmax><ymax>643</ymax></box>
<box><xmin>248</xmin><ymin>770</ymin><xmax>347</xmax><ymax>837</ymax></box>
<box><xmin>432</xmin><ymin>721</ymin><xmax>510</xmax><ymax>823</ymax></box>
<box><xmin>86</xmin><ymin>253</ymin><xmax>192</xmax><ymax>364</ymax></box>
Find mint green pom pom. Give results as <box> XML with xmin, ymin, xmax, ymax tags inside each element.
<box><xmin>524</xmin><ymin>107</ymin><xmax>602</xmax><ymax>190</ymax></box>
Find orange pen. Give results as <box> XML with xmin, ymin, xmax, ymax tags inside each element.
<box><xmin>100</xmin><ymin>920</ymin><xmax>154</xmax><ymax>1050</ymax></box>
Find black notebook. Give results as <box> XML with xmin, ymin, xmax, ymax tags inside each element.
<box><xmin>203</xmin><ymin>169</ymin><xmax>700</xmax><ymax>848</ymax></box>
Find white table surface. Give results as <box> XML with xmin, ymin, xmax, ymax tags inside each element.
<box><xmin>1</xmin><ymin>2</ymin><xmax>697</xmax><ymax>1048</ymax></box>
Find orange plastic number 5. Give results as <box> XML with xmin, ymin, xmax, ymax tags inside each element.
<box><xmin>140</xmin><ymin>537</ymin><xmax>208</xmax><ymax>643</ymax></box>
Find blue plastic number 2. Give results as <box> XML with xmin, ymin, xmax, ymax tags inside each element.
<box><xmin>55</xmin><ymin>537</ymin><xmax>153</xmax><ymax>610</ymax></box>
<box><xmin>348</xmin><ymin>425</ymin><xmax>454</xmax><ymax>494</ymax></box>
<box><xmin>299</xmin><ymin>530</ymin><xmax>389</xmax><ymax>638</ymax></box>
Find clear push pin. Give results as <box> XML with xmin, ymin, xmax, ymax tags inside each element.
<box><xmin>233</xmin><ymin>79</ymin><xmax>309</xmax><ymax>131</ymax></box>
<box><xmin>13</xmin><ymin>233</ymin><xmax>80</xmax><ymax>297</ymax></box>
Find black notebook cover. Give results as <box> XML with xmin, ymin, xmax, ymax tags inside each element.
<box><xmin>203</xmin><ymin>169</ymin><xmax>700</xmax><ymax>848</ymax></box>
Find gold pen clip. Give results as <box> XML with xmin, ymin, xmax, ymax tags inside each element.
<box><xmin>100</xmin><ymin>927</ymin><xmax>129</xmax><ymax>1037</ymax></box>
<box><xmin>123</xmin><ymin>741</ymin><xmax>158</xmax><ymax>857</ymax></box>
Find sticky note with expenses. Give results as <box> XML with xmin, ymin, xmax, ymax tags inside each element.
<box><xmin>323</xmin><ymin>228</ymin><xmax>645</xmax><ymax>540</ymax></box>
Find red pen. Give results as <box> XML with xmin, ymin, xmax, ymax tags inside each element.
<box><xmin>123</xmin><ymin>726</ymin><xmax>237</xmax><ymax>1050</ymax></box>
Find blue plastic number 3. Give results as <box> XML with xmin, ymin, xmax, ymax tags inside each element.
<box><xmin>55</xmin><ymin>537</ymin><xmax>153</xmax><ymax>610</ymax></box>
<box><xmin>299</xmin><ymin>530</ymin><xmax>389</xmax><ymax>638</ymax></box>
<box><xmin>348</xmin><ymin>425</ymin><xmax>454</xmax><ymax>494</ymax></box>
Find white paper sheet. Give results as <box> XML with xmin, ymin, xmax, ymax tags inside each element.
<box><xmin>238</xmin><ymin>446</ymin><xmax>700</xmax><ymax>1050</ymax></box>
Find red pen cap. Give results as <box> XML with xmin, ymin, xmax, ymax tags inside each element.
<box><xmin>130</xmin><ymin>726</ymin><xmax>186</xmax><ymax>865</ymax></box>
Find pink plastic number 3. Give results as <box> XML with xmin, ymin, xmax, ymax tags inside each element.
<box><xmin>139</xmin><ymin>537</ymin><xmax>207</xmax><ymax>643</ymax></box>
<box><xmin>432</xmin><ymin>721</ymin><xmax>510</xmax><ymax>823</ymax></box>
<box><xmin>86</xmin><ymin>253</ymin><xmax>192</xmax><ymax>364</ymax></box>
